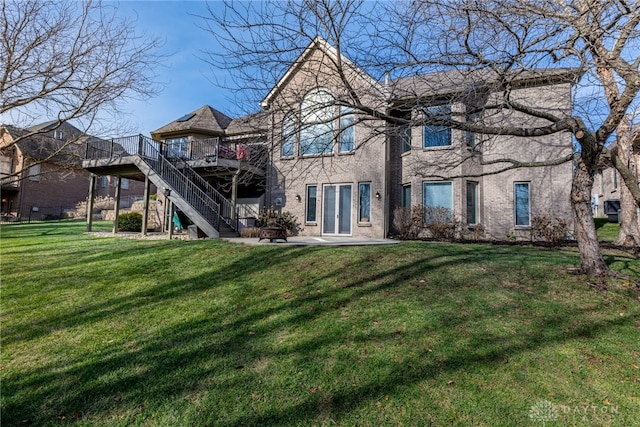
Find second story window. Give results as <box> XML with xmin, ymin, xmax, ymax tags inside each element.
<box><xmin>300</xmin><ymin>89</ymin><xmax>334</xmax><ymax>156</ymax></box>
<box><xmin>465</xmin><ymin>109</ymin><xmax>481</xmax><ymax>150</ymax></box>
<box><xmin>166</xmin><ymin>137</ymin><xmax>188</xmax><ymax>158</ymax></box>
<box><xmin>423</xmin><ymin>105</ymin><xmax>451</xmax><ymax>148</ymax></box>
<box><xmin>401</xmin><ymin>124</ymin><xmax>411</xmax><ymax>153</ymax></box>
<box><xmin>339</xmin><ymin>106</ymin><xmax>355</xmax><ymax>153</ymax></box>
<box><xmin>282</xmin><ymin>111</ymin><xmax>296</xmax><ymax>157</ymax></box>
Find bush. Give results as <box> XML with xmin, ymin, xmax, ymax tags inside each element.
<box><xmin>423</xmin><ymin>206</ymin><xmax>460</xmax><ymax>240</ymax></box>
<box><xmin>467</xmin><ymin>223</ymin><xmax>485</xmax><ymax>240</ymax></box>
<box><xmin>118</xmin><ymin>212</ymin><xmax>143</xmax><ymax>232</ymax></box>
<box><xmin>257</xmin><ymin>209</ymin><xmax>300</xmax><ymax>235</ymax></box>
<box><xmin>240</xmin><ymin>227</ymin><xmax>261</xmax><ymax>238</ymax></box>
<box><xmin>393</xmin><ymin>206</ymin><xmax>423</xmax><ymax>239</ymax></box>
<box><xmin>531</xmin><ymin>216</ymin><xmax>568</xmax><ymax>245</ymax></box>
<box><xmin>72</xmin><ymin>196</ymin><xmax>115</xmax><ymax>218</ymax></box>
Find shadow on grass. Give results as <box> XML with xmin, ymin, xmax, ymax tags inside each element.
<box><xmin>2</xmin><ymin>224</ymin><xmax>639</xmax><ymax>425</ymax></box>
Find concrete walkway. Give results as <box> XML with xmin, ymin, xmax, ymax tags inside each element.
<box><xmin>87</xmin><ymin>231</ymin><xmax>400</xmax><ymax>246</ymax></box>
<box><xmin>223</xmin><ymin>235</ymin><xmax>400</xmax><ymax>246</ymax></box>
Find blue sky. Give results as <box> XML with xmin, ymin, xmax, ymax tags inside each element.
<box><xmin>111</xmin><ymin>1</ymin><xmax>239</xmax><ymax>135</ymax></box>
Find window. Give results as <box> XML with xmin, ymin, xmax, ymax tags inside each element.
<box><xmin>300</xmin><ymin>89</ymin><xmax>334</xmax><ymax>156</ymax></box>
<box><xmin>466</xmin><ymin>181</ymin><xmax>478</xmax><ymax>225</ymax></box>
<box><xmin>121</xmin><ymin>178</ymin><xmax>129</xmax><ymax>190</ymax></box>
<box><xmin>402</xmin><ymin>184</ymin><xmax>411</xmax><ymax>208</ymax></box>
<box><xmin>54</xmin><ymin>130</ymin><xmax>64</xmax><ymax>140</ymax></box>
<box><xmin>166</xmin><ymin>137</ymin><xmax>188</xmax><ymax>158</ymax></box>
<box><xmin>423</xmin><ymin>105</ymin><xmax>451</xmax><ymax>148</ymax></box>
<box><xmin>401</xmin><ymin>124</ymin><xmax>411</xmax><ymax>153</ymax></box>
<box><xmin>339</xmin><ymin>106</ymin><xmax>355</xmax><ymax>153</ymax></box>
<box><xmin>282</xmin><ymin>111</ymin><xmax>296</xmax><ymax>157</ymax></box>
<box><xmin>28</xmin><ymin>164</ymin><xmax>41</xmax><ymax>181</ymax></box>
<box><xmin>423</xmin><ymin>181</ymin><xmax>452</xmax><ymax>223</ymax></box>
<box><xmin>306</xmin><ymin>185</ymin><xmax>317</xmax><ymax>223</ymax></box>
<box><xmin>514</xmin><ymin>182</ymin><xmax>530</xmax><ymax>226</ymax></box>
<box><xmin>101</xmin><ymin>176</ymin><xmax>108</xmax><ymax>187</ymax></box>
<box><xmin>176</xmin><ymin>112</ymin><xmax>196</xmax><ymax>122</ymax></box>
<box><xmin>465</xmin><ymin>109</ymin><xmax>481</xmax><ymax>149</ymax></box>
<box><xmin>358</xmin><ymin>182</ymin><xmax>371</xmax><ymax>222</ymax></box>
<box><xmin>613</xmin><ymin>169</ymin><xmax>618</xmax><ymax>189</ymax></box>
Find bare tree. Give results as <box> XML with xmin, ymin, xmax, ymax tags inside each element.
<box><xmin>1</xmin><ymin>0</ymin><xmax>163</xmax><ymax>152</ymax></box>
<box><xmin>202</xmin><ymin>0</ymin><xmax>639</xmax><ymax>277</ymax></box>
<box><xmin>609</xmin><ymin>118</ymin><xmax>640</xmax><ymax>246</ymax></box>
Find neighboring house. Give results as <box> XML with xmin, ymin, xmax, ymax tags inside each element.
<box><xmin>82</xmin><ymin>37</ymin><xmax>576</xmax><ymax>240</ymax></box>
<box><xmin>1</xmin><ymin>121</ymin><xmax>147</xmax><ymax>220</ymax></box>
<box><xmin>592</xmin><ymin>131</ymin><xmax>640</xmax><ymax>221</ymax></box>
<box><xmin>592</xmin><ymin>161</ymin><xmax>622</xmax><ymax>220</ymax></box>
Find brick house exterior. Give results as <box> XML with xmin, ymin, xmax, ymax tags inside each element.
<box><xmin>260</xmin><ymin>38</ymin><xmax>575</xmax><ymax>239</ymax></box>
<box><xmin>1</xmin><ymin>121</ymin><xmax>147</xmax><ymax>220</ymax></box>
<box><xmin>81</xmin><ymin>37</ymin><xmax>577</xmax><ymax>240</ymax></box>
<box><xmin>592</xmin><ymin>131</ymin><xmax>640</xmax><ymax>221</ymax></box>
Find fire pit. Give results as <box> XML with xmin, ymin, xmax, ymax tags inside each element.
<box><xmin>258</xmin><ymin>226</ymin><xmax>287</xmax><ymax>242</ymax></box>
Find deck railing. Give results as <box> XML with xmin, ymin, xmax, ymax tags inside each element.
<box><xmin>136</xmin><ymin>135</ymin><xmax>237</xmax><ymax>231</ymax></box>
<box><xmin>87</xmin><ymin>135</ymin><xmax>238</xmax><ymax>233</ymax></box>
<box><xmin>86</xmin><ymin>135</ymin><xmax>267</xmax><ymax>169</ymax></box>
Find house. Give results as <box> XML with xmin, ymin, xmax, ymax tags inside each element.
<box><xmin>82</xmin><ymin>37</ymin><xmax>576</xmax><ymax>240</ymax></box>
<box><xmin>263</xmin><ymin>38</ymin><xmax>574</xmax><ymax>240</ymax></box>
<box><xmin>1</xmin><ymin>121</ymin><xmax>147</xmax><ymax>221</ymax></box>
<box><xmin>592</xmin><ymin>130</ymin><xmax>640</xmax><ymax>221</ymax></box>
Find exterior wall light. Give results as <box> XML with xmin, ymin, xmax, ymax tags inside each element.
<box><xmin>295</xmin><ymin>194</ymin><xmax>301</xmax><ymax>202</ymax></box>
<box><xmin>375</xmin><ymin>191</ymin><xmax>381</xmax><ymax>199</ymax></box>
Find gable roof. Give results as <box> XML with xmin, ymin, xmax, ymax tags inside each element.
<box><xmin>260</xmin><ymin>36</ymin><xmax>386</xmax><ymax>108</ymax></box>
<box><xmin>1</xmin><ymin>122</ymin><xmax>87</xmax><ymax>164</ymax></box>
<box><xmin>391</xmin><ymin>68</ymin><xmax>580</xmax><ymax>103</ymax></box>
<box><xmin>151</xmin><ymin>105</ymin><xmax>233</xmax><ymax>138</ymax></box>
<box><xmin>226</xmin><ymin>111</ymin><xmax>269</xmax><ymax>136</ymax></box>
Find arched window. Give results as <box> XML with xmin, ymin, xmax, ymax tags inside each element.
<box><xmin>300</xmin><ymin>89</ymin><xmax>335</xmax><ymax>155</ymax></box>
<box><xmin>282</xmin><ymin>111</ymin><xmax>296</xmax><ymax>157</ymax></box>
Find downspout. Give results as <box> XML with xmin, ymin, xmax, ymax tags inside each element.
<box><xmin>382</xmin><ymin>72</ymin><xmax>392</xmax><ymax>238</ymax></box>
<box><xmin>267</xmin><ymin>107</ymin><xmax>275</xmax><ymax>209</ymax></box>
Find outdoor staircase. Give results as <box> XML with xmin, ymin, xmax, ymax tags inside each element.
<box><xmin>113</xmin><ymin>135</ymin><xmax>238</xmax><ymax>238</ymax></box>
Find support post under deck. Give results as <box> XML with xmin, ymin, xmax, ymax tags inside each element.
<box><xmin>113</xmin><ymin>176</ymin><xmax>121</xmax><ymax>234</ymax></box>
<box><xmin>142</xmin><ymin>176</ymin><xmax>150</xmax><ymax>236</ymax></box>
<box><xmin>86</xmin><ymin>174</ymin><xmax>96</xmax><ymax>232</ymax></box>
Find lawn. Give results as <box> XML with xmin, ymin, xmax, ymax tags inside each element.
<box><xmin>1</xmin><ymin>221</ymin><xmax>639</xmax><ymax>426</ymax></box>
<box><xmin>595</xmin><ymin>217</ymin><xmax>622</xmax><ymax>242</ymax></box>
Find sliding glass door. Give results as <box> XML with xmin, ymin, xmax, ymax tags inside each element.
<box><xmin>322</xmin><ymin>184</ymin><xmax>352</xmax><ymax>235</ymax></box>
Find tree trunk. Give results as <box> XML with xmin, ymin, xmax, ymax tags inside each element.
<box><xmin>616</xmin><ymin>177</ymin><xmax>640</xmax><ymax>246</ymax></box>
<box><xmin>572</xmin><ymin>158</ymin><xmax>610</xmax><ymax>276</ymax></box>
<box><xmin>613</xmin><ymin>119</ymin><xmax>640</xmax><ymax>246</ymax></box>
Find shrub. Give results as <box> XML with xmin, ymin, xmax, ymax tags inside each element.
<box><xmin>72</xmin><ymin>196</ymin><xmax>115</xmax><ymax>218</ymax></box>
<box><xmin>118</xmin><ymin>212</ymin><xmax>143</xmax><ymax>232</ymax></box>
<box><xmin>531</xmin><ymin>216</ymin><xmax>568</xmax><ymax>245</ymax></box>
<box><xmin>393</xmin><ymin>207</ymin><xmax>423</xmax><ymax>239</ymax></box>
<box><xmin>423</xmin><ymin>206</ymin><xmax>460</xmax><ymax>240</ymax></box>
<box><xmin>468</xmin><ymin>223</ymin><xmax>485</xmax><ymax>240</ymax></box>
<box><xmin>423</xmin><ymin>206</ymin><xmax>451</xmax><ymax>226</ymax></box>
<box><xmin>240</xmin><ymin>227</ymin><xmax>261</xmax><ymax>238</ymax></box>
<box><xmin>257</xmin><ymin>209</ymin><xmax>300</xmax><ymax>235</ymax></box>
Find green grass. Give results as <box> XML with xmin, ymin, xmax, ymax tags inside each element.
<box><xmin>1</xmin><ymin>221</ymin><xmax>639</xmax><ymax>426</ymax></box>
<box><xmin>594</xmin><ymin>217</ymin><xmax>622</xmax><ymax>242</ymax></box>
